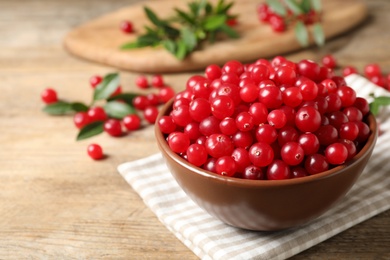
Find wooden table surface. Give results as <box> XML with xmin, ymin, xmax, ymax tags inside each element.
<box><xmin>1</xmin><ymin>0</ymin><xmax>389</xmax><ymax>259</ymax></box>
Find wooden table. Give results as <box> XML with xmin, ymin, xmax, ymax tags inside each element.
<box><xmin>0</xmin><ymin>0</ymin><xmax>389</xmax><ymax>259</ymax></box>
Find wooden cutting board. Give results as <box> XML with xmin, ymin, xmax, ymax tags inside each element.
<box><xmin>63</xmin><ymin>0</ymin><xmax>367</xmax><ymax>73</ymax></box>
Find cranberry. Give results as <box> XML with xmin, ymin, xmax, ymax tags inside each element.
<box><xmin>87</xmin><ymin>144</ymin><xmax>104</xmax><ymax>160</ymax></box>
<box><xmin>120</xmin><ymin>20</ymin><xmax>134</xmax><ymax>33</ymax></box>
<box><xmin>151</xmin><ymin>74</ymin><xmax>165</xmax><ymax>88</ymax></box>
<box><xmin>342</xmin><ymin>66</ymin><xmax>358</xmax><ymax>77</ymax></box>
<box><xmin>205</xmin><ymin>134</ymin><xmax>234</xmax><ymax>158</ymax></box>
<box><xmin>89</xmin><ymin>75</ymin><xmax>103</xmax><ymax>88</ymax></box>
<box><xmin>189</xmin><ymin>98</ymin><xmax>211</xmax><ymax>122</ymax></box>
<box><xmin>186</xmin><ymin>144</ymin><xmax>208</xmax><ymax>167</ymax></box>
<box><xmin>158</xmin><ymin>87</ymin><xmax>175</xmax><ymax>103</ymax></box>
<box><xmin>232</xmin><ymin>148</ymin><xmax>251</xmax><ymax>173</ymax></box>
<box><xmin>321</xmin><ymin>54</ymin><xmax>337</xmax><ymax>69</ymax></box>
<box><xmin>133</xmin><ymin>95</ymin><xmax>150</xmax><ymax>111</ymax></box>
<box><xmin>87</xmin><ymin>106</ymin><xmax>107</xmax><ymax>122</ymax></box>
<box><xmin>305</xmin><ymin>154</ymin><xmax>329</xmax><ymax>175</ymax></box>
<box><xmin>143</xmin><ymin>106</ymin><xmax>159</xmax><ymax>124</ymax></box>
<box><xmin>104</xmin><ymin>119</ymin><xmax>123</xmax><ymax>137</ymax></box>
<box><xmin>248</xmin><ymin>142</ymin><xmax>274</xmax><ymax>167</ymax></box>
<box><xmin>219</xmin><ymin>117</ymin><xmax>238</xmax><ymax>135</ymax></box>
<box><xmin>364</xmin><ymin>63</ymin><xmax>381</xmax><ymax>78</ymax></box>
<box><xmin>281</xmin><ymin>142</ymin><xmax>305</xmax><ymax>166</ymax></box>
<box><xmin>135</xmin><ymin>75</ymin><xmax>149</xmax><ymax>89</ymax></box>
<box><xmin>41</xmin><ymin>88</ymin><xmax>58</xmax><ymax>104</ymax></box>
<box><xmin>295</xmin><ymin>106</ymin><xmax>321</xmax><ymax>132</ymax></box>
<box><xmin>74</xmin><ymin>112</ymin><xmax>91</xmax><ymax>129</ymax></box>
<box><xmin>184</xmin><ymin>122</ymin><xmax>201</xmax><ymax>140</ymax></box>
<box><xmin>205</xmin><ymin>64</ymin><xmax>222</xmax><ymax>80</ymax></box>
<box><xmin>267</xmin><ymin>160</ymin><xmax>291</xmax><ymax>180</ymax></box>
<box><xmin>255</xmin><ymin>124</ymin><xmax>277</xmax><ymax>144</ymax></box>
<box><xmin>168</xmin><ymin>132</ymin><xmax>190</xmax><ymax>154</ymax></box>
<box><xmin>123</xmin><ymin>114</ymin><xmax>141</xmax><ymax>131</ymax></box>
<box><xmin>232</xmin><ymin>131</ymin><xmax>254</xmax><ymax>149</ymax></box>
<box><xmin>243</xmin><ymin>165</ymin><xmax>264</xmax><ymax>180</ymax></box>
<box><xmin>325</xmin><ymin>143</ymin><xmax>348</xmax><ymax>165</ymax></box>
<box><xmin>216</xmin><ymin>156</ymin><xmax>237</xmax><ymax>176</ymax></box>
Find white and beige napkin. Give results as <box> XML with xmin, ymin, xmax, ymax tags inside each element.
<box><xmin>118</xmin><ymin>74</ymin><xmax>390</xmax><ymax>260</ymax></box>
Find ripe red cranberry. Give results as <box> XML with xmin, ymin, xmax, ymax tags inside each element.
<box><xmin>186</xmin><ymin>144</ymin><xmax>208</xmax><ymax>167</ymax></box>
<box><xmin>73</xmin><ymin>112</ymin><xmax>91</xmax><ymax>129</ymax></box>
<box><xmin>120</xmin><ymin>20</ymin><xmax>134</xmax><ymax>33</ymax></box>
<box><xmin>104</xmin><ymin>119</ymin><xmax>123</xmax><ymax>137</ymax></box>
<box><xmin>158</xmin><ymin>87</ymin><xmax>175</xmax><ymax>104</ymax></box>
<box><xmin>151</xmin><ymin>74</ymin><xmax>165</xmax><ymax>88</ymax></box>
<box><xmin>135</xmin><ymin>75</ymin><xmax>149</xmax><ymax>89</ymax></box>
<box><xmin>216</xmin><ymin>156</ymin><xmax>237</xmax><ymax>176</ymax></box>
<box><xmin>158</xmin><ymin>116</ymin><xmax>176</xmax><ymax>134</ymax></box>
<box><xmin>321</xmin><ymin>54</ymin><xmax>337</xmax><ymax>69</ymax></box>
<box><xmin>123</xmin><ymin>114</ymin><xmax>141</xmax><ymax>131</ymax></box>
<box><xmin>267</xmin><ymin>160</ymin><xmax>291</xmax><ymax>180</ymax></box>
<box><xmin>205</xmin><ymin>134</ymin><xmax>234</xmax><ymax>158</ymax></box>
<box><xmin>87</xmin><ymin>144</ymin><xmax>104</xmax><ymax>160</ymax></box>
<box><xmin>168</xmin><ymin>132</ymin><xmax>190</xmax><ymax>154</ymax></box>
<box><xmin>248</xmin><ymin>142</ymin><xmax>274</xmax><ymax>167</ymax></box>
<box><xmin>87</xmin><ymin>106</ymin><xmax>107</xmax><ymax>122</ymax></box>
<box><xmin>41</xmin><ymin>88</ymin><xmax>58</xmax><ymax>104</ymax></box>
<box><xmin>89</xmin><ymin>75</ymin><xmax>103</xmax><ymax>88</ymax></box>
<box><xmin>143</xmin><ymin>106</ymin><xmax>159</xmax><ymax>124</ymax></box>
<box><xmin>364</xmin><ymin>63</ymin><xmax>382</xmax><ymax>78</ymax></box>
<box><xmin>205</xmin><ymin>64</ymin><xmax>222</xmax><ymax>80</ymax></box>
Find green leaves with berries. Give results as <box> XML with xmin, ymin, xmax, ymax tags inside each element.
<box><xmin>120</xmin><ymin>0</ymin><xmax>239</xmax><ymax>60</ymax></box>
<box><xmin>42</xmin><ymin>73</ymin><xmax>137</xmax><ymax>141</ymax></box>
<box><xmin>266</xmin><ymin>0</ymin><xmax>324</xmax><ymax>47</ymax></box>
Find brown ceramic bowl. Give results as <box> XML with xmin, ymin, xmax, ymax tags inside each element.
<box><xmin>155</xmin><ymin>100</ymin><xmax>378</xmax><ymax>231</ymax></box>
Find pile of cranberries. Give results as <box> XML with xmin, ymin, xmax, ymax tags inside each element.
<box><xmin>158</xmin><ymin>57</ymin><xmax>372</xmax><ymax>180</ymax></box>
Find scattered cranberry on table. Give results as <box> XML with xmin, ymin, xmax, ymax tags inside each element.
<box><xmin>41</xmin><ymin>88</ymin><xmax>58</xmax><ymax>104</ymax></box>
<box><xmin>87</xmin><ymin>144</ymin><xmax>104</xmax><ymax>160</ymax></box>
<box><xmin>120</xmin><ymin>20</ymin><xmax>134</xmax><ymax>34</ymax></box>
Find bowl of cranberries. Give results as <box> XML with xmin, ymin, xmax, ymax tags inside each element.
<box><xmin>155</xmin><ymin>57</ymin><xmax>378</xmax><ymax>231</ymax></box>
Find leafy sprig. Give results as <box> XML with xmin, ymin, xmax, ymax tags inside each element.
<box><xmin>369</xmin><ymin>94</ymin><xmax>390</xmax><ymax>116</ymax></box>
<box><xmin>267</xmin><ymin>0</ymin><xmax>324</xmax><ymax>47</ymax></box>
<box><xmin>42</xmin><ymin>73</ymin><xmax>137</xmax><ymax>141</ymax></box>
<box><xmin>121</xmin><ymin>0</ymin><xmax>239</xmax><ymax>60</ymax></box>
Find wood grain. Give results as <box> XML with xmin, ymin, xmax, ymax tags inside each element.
<box><xmin>63</xmin><ymin>0</ymin><xmax>368</xmax><ymax>73</ymax></box>
<box><xmin>0</xmin><ymin>0</ymin><xmax>389</xmax><ymax>259</ymax></box>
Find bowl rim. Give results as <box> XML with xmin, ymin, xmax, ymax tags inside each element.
<box><xmin>155</xmin><ymin>99</ymin><xmax>378</xmax><ymax>188</ymax></box>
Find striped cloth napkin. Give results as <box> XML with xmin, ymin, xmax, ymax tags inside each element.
<box><xmin>118</xmin><ymin>74</ymin><xmax>390</xmax><ymax>260</ymax></box>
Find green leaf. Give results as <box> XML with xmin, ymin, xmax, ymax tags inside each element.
<box><xmin>369</xmin><ymin>102</ymin><xmax>380</xmax><ymax>116</ymax></box>
<box><xmin>219</xmin><ymin>23</ymin><xmax>239</xmax><ymax>39</ymax></box>
<box><xmin>120</xmin><ymin>41</ymin><xmax>142</xmax><ymax>50</ymax></box>
<box><xmin>313</xmin><ymin>22</ymin><xmax>325</xmax><ymax>46</ymax></box>
<box><xmin>266</xmin><ymin>0</ymin><xmax>287</xmax><ymax>16</ymax></box>
<box><xmin>174</xmin><ymin>8</ymin><xmax>196</xmax><ymax>24</ymax></box>
<box><xmin>175</xmin><ymin>40</ymin><xmax>188</xmax><ymax>60</ymax></box>
<box><xmin>285</xmin><ymin>0</ymin><xmax>304</xmax><ymax>15</ymax></box>
<box><xmin>76</xmin><ymin>121</ymin><xmax>104</xmax><ymax>141</ymax></box>
<box><xmin>203</xmin><ymin>15</ymin><xmax>226</xmax><ymax>31</ymax></box>
<box><xmin>107</xmin><ymin>93</ymin><xmax>138</xmax><ymax>105</ymax></box>
<box><xmin>310</xmin><ymin>0</ymin><xmax>322</xmax><ymax>12</ymax></box>
<box><xmin>301</xmin><ymin>0</ymin><xmax>312</xmax><ymax>13</ymax></box>
<box><xmin>162</xmin><ymin>39</ymin><xmax>177</xmax><ymax>55</ymax></box>
<box><xmin>42</xmin><ymin>101</ymin><xmax>72</xmax><ymax>115</ymax></box>
<box><xmin>144</xmin><ymin>7</ymin><xmax>166</xmax><ymax>27</ymax></box>
<box><xmin>71</xmin><ymin>102</ymin><xmax>89</xmax><ymax>112</ymax></box>
<box><xmin>104</xmin><ymin>101</ymin><xmax>136</xmax><ymax>119</ymax></box>
<box><xmin>180</xmin><ymin>27</ymin><xmax>197</xmax><ymax>51</ymax></box>
<box><xmin>93</xmin><ymin>73</ymin><xmax>120</xmax><ymax>101</ymax></box>
<box><xmin>371</xmin><ymin>96</ymin><xmax>390</xmax><ymax>105</ymax></box>
<box><xmin>295</xmin><ymin>21</ymin><xmax>309</xmax><ymax>47</ymax></box>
